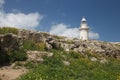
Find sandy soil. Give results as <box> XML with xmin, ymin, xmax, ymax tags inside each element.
<box><xmin>0</xmin><ymin>65</ymin><xmax>28</xmax><ymax>80</ymax></box>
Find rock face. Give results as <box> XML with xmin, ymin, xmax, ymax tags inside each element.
<box><xmin>0</xmin><ymin>33</ymin><xmax>20</xmax><ymax>54</ymax></box>
<box><xmin>17</xmin><ymin>30</ymin><xmax>120</xmax><ymax>58</ymax></box>
<box><xmin>0</xmin><ymin>29</ymin><xmax>120</xmax><ymax>60</ymax></box>
<box><xmin>26</xmin><ymin>51</ymin><xmax>53</xmax><ymax>62</ymax></box>
<box><xmin>0</xmin><ymin>33</ymin><xmax>21</xmax><ymax>64</ymax></box>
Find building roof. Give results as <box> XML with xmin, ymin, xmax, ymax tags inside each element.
<box><xmin>81</xmin><ymin>17</ymin><xmax>87</xmax><ymax>22</ymax></box>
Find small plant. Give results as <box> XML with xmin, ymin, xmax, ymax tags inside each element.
<box><xmin>66</xmin><ymin>40</ymin><xmax>74</xmax><ymax>44</ymax></box>
<box><xmin>36</xmin><ymin>42</ymin><xmax>46</xmax><ymax>51</ymax></box>
<box><xmin>22</xmin><ymin>40</ymin><xmax>39</xmax><ymax>51</ymax></box>
<box><xmin>9</xmin><ymin>50</ymin><xmax>27</xmax><ymax>63</ymax></box>
<box><xmin>24</xmin><ymin>61</ymin><xmax>37</xmax><ymax>69</ymax></box>
<box><xmin>68</xmin><ymin>51</ymin><xmax>83</xmax><ymax>59</ymax></box>
<box><xmin>0</xmin><ymin>27</ymin><xmax>18</xmax><ymax>34</ymax></box>
<box><xmin>53</xmin><ymin>35</ymin><xmax>65</xmax><ymax>39</ymax></box>
<box><xmin>15</xmin><ymin>62</ymin><xmax>23</xmax><ymax>67</ymax></box>
<box><xmin>0</xmin><ymin>53</ymin><xmax>9</xmax><ymax>65</ymax></box>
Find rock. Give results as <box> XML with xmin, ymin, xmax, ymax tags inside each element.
<box><xmin>65</xmin><ymin>48</ymin><xmax>69</xmax><ymax>52</ymax></box>
<box><xmin>90</xmin><ymin>57</ymin><xmax>97</xmax><ymax>62</ymax></box>
<box><xmin>17</xmin><ymin>29</ymin><xmax>120</xmax><ymax>59</ymax></box>
<box><xmin>26</xmin><ymin>51</ymin><xmax>54</xmax><ymax>62</ymax></box>
<box><xmin>45</xmin><ymin>43</ymin><xmax>52</xmax><ymax>51</ymax></box>
<box><xmin>0</xmin><ymin>33</ymin><xmax>21</xmax><ymax>64</ymax></box>
<box><xmin>47</xmin><ymin>53</ymin><xmax>53</xmax><ymax>57</ymax></box>
<box><xmin>36</xmin><ymin>58</ymin><xmax>44</xmax><ymax>62</ymax></box>
<box><xmin>100</xmin><ymin>58</ymin><xmax>108</xmax><ymax>64</ymax></box>
<box><xmin>26</xmin><ymin>51</ymin><xmax>41</xmax><ymax>61</ymax></box>
<box><xmin>1</xmin><ymin>74</ymin><xmax>5</xmax><ymax>77</ymax></box>
<box><xmin>0</xmin><ymin>33</ymin><xmax>19</xmax><ymax>53</ymax></box>
<box><xmin>63</xmin><ymin>61</ymin><xmax>70</xmax><ymax>66</ymax></box>
<box><xmin>1</xmin><ymin>28</ymin><xmax>120</xmax><ymax>65</ymax></box>
<box><xmin>49</xmin><ymin>41</ymin><xmax>60</xmax><ymax>50</ymax></box>
<box><xmin>11</xmin><ymin>63</ymin><xmax>16</xmax><ymax>68</ymax></box>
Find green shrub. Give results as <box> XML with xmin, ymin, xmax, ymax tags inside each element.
<box><xmin>22</xmin><ymin>40</ymin><xmax>46</xmax><ymax>51</ymax></box>
<box><xmin>15</xmin><ymin>62</ymin><xmax>23</xmax><ymax>66</ymax></box>
<box><xmin>19</xmin><ymin>49</ymin><xmax>120</xmax><ymax>80</ymax></box>
<box><xmin>24</xmin><ymin>61</ymin><xmax>37</xmax><ymax>69</ymax></box>
<box><xmin>9</xmin><ymin>50</ymin><xmax>27</xmax><ymax>63</ymax></box>
<box><xmin>36</xmin><ymin>42</ymin><xmax>46</xmax><ymax>51</ymax></box>
<box><xmin>0</xmin><ymin>27</ymin><xmax>18</xmax><ymax>34</ymax></box>
<box><xmin>22</xmin><ymin>40</ymin><xmax>39</xmax><ymax>51</ymax></box>
<box><xmin>0</xmin><ymin>53</ymin><xmax>9</xmax><ymax>65</ymax></box>
<box><xmin>53</xmin><ymin>35</ymin><xmax>65</xmax><ymax>39</ymax></box>
<box><xmin>68</xmin><ymin>51</ymin><xmax>83</xmax><ymax>59</ymax></box>
<box><xmin>66</xmin><ymin>40</ymin><xmax>74</xmax><ymax>44</ymax></box>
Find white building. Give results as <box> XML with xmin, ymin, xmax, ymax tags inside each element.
<box><xmin>79</xmin><ymin>17</ymin><xmax>89</xmax><ymax>40</ymax></box>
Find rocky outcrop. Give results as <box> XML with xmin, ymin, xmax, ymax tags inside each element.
<box><xmin>0</xmin><ymin>33</ymin><xmax>21</xmax><ymax>64</ymax></box>
<box><xmin>26</xmin><ymin>51</ymin><xmax>53</xmax><ymax>62</ymax></box>
<box><xmin>0</xmin><ymin>33</ymin><xmax>20</xmax><ymax>54</ymax></box>
<box><xmin>17</xmin><ymin>29</ymin><xmax>120</xmax><ymax>58</ymax></box>
<box><xmin>0</xmin><ymin>29</ymin><xmax>120</xmax><ymax>61</ymax></box>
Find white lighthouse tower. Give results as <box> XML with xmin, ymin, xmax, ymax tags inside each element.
<box><xmin>79</xmin><ymin>17</ymin><xmax>89</xmax><ymax>40</ymax></box>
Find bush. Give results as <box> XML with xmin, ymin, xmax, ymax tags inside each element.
<box><xmin>0</xmin><ymin>53</ymin><xmax>9</xmax><ymax>65</ymax></box>
<box><xmin>0</xmin><ymin>27</ymin><xmax>18</xmax><ymax>35</ymax></box>
<box><xmin>22</xmin><ymin>40</ymin><xmax>39</xmax><ymax>51</ymax></box>
<box><xmin>36</xmin><ymin>42</ymin><xmax>46</xmax><ymax>51</ymax></box>
<box><xmin>22</xmin><ymin>40</ymin><xmax>46</xmax><ymax>51</ymax></box>
<box><xmin>19</xmin><ymin>49</ymin><xmax>120</xmax><ymax>80</ymax></box>
<box><xmin>68</xmin><ymin>51</ymin><xmax>83</xmax><ymax>59</ymax></box>
<box><xmin>0</xmin><ymin>49</ymin><xmax>27</xmax><ymax>65</ymax></box>
<box><xmin>9</xmin><ymin>50</ymin><xmax>27</xmax><ymax>63</ymax></box>
<box><xmin>24</xmin><ymin>61</ymin><xmax>37</xmax><ymax>69</ymax></box>
<box><xmin>66</xmin><ymin>40</ymin><xmax>74</xmax><ymax>44</ymax></box>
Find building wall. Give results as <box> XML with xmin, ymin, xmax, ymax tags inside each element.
<box><xmin>80</xmin><ymin>29</ymin><xmax>89</xmax><ymax>40</ymax></box>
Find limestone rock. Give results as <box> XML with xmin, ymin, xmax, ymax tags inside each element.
<box><xmin>63</xmin><ymin>61</ymin><xmax>70</xmax><ymax>66</ymax></box>
<box><xmin>17</xmin><ymin>29</ymin><xmax>120</xmax><ymax>59</ymax></box>
<box><xmin>90</xmin><ymin>57</ymin><xmax>97</xmax><ymax>62</ymax></box>
<box><xmin>47</xmin><ymin>53</ymin><xmax>53</xmax><ymax>57</ymax></box>
<box><xmin>26</xmin><ymin>51</ymin><xmax>53</xmax><ymax>62</ymax></box>
<box><xmin>0</xmin><ymin>33</ymin><xmax>19</xmax><ymax>54</ymax></box>
<box><xmin>100</xmin><ymin>58</ymin><xmax>108</xmax><ymax>64</ymax></box>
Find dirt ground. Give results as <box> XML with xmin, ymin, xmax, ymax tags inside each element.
<box><xmin>0</xmin><ymin>65</ymin><xmax>28</xmax><ymax>80</ymax></box>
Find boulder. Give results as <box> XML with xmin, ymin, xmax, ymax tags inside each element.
<box><xmin>90</xmin><ymin>57</ymin><xmax>97</xmax><ymax>62</ymax></box>
<box><xmin>100</xmin><ymin>58</ymin><xmax>108</xmax><ymax>64</ymax></box>
<box><xmin>63</xmin><ymin>61</ymin><xmax>70</xmax><ymax>66</ymax></box>
<box><xmin>26</xmin><ymin>51</ymin><xmax>54</xmax><ymax>62</ymax></box>
<box><xmin>0</xmin><ymin>33</ymin><xmax>19</xmax><ymax>53</ymax></box>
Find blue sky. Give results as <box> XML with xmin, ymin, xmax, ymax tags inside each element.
<box><xmin>1</xmin><ymin>0</ymin><xmax>120</xmax><ymax>42</ymax></box>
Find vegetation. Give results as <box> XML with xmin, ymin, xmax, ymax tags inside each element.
<box><xmin>0</xmin><ymin>53</ymin><xmax>9</xmax><ymax>64</ymax></box>
<box><xmin>1</xmin><ymin>27</ymin><xmax>120</xmax><ymax>80</ymax></box>
<box><xmin>22</xmin><ymin>40</ymin><xmax>46</xmax><ymax>51</ymax></box>
<box><xmin>1</xmin><ymin>48</ymin><xmax>27</xmax><ymax>64</ymax></box>
<box><xmin>0</xmin><ymin>27</ymin><xmax>18</xmax><ymax>34</ymax></box>
<box><xmin>0</xmin><ymin>50</ymin><xmax>27</xmax><ymax>65</ymax></box>
<box><xmin>18</xmin><ymin>50</ymin><xmax>120</xmax><ymax>80</ymax></box>
<box><xmin>9</xmin><ymin>50</ymin><xmax>27</xmax><ymax>63</ymax></box>
<box><xmin>36</xmin><ymin>42</ymin><xmax>46</xmax><ymax>51</ymax></box>
<box><xmin>66</xmin><ymin>40</ymin><xmax>74</xmax><ymax>44</ymax></box>
<box><xmin>22</xmin><ymin>40</ymin><xmax>40</xmax><ymax>51</ymax></box>
<box><xmin>53</xmin><ymin>35</ymin><xmax>66</xmax><ymax>39</ymax></box>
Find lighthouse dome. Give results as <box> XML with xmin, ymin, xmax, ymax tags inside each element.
<box><xmin>81</xmin><ymin>17</ymin><xmax>87</xmax><ymax>22</ymax></box>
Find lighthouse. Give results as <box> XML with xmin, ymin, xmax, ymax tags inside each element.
<box><xmin>79</xmin><ymin>17</ymin><xmax>89</xmax><ymax>40</ymax></box>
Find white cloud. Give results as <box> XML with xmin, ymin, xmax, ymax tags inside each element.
<box><xmin>0</xmin><ymin>0</ymin><xmax>43</xmax><ymax>29</ymax></box>
<box><xmin>0</xmin><ymin>12</ymin><xmax>42</xmax><ymax>29</ymax></box>
<box><xmin>49</xmin><ymin>23</ymin><xmax>99</xmax><ymax>39</ymax></box>
<box><xmin>89</xmin><ymin>31</ymin><xmax>99</xmax><ymax>39</ymax></box>
<box><xmin>50</xmin><ymin>23</ymin><xmax>79</xmax><ymax>38</ymax></box>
